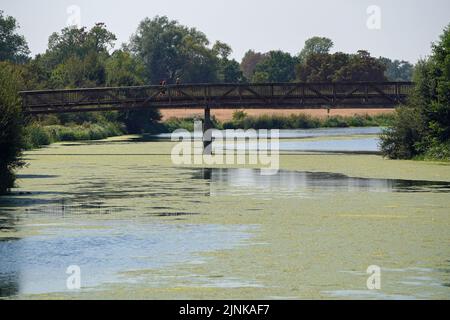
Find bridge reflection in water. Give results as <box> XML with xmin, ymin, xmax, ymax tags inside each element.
<box><xmin>194</xmin><ymin>168</ymin><xmax>450</xmax><ymax>197</ymax></box>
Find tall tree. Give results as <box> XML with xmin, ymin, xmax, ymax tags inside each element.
<box><xmin>421</xmin><ymin>25</ymin><xmax>450</xmax><ymax>144</ymax></box>
<box><xmin>296</xmin><ymin>50</ymin><xmax>386</xmax><ymax>82</ymax></box>
<box><xmin>218</xmin><ymin>58</ymin><xmax>245</xmax><ymax>83</ymax></box>
<box><xmin>381</xmin><ymin>24</ymin><xmax>450</xmax><ymax>159</ymax></box>
<box><xmin>105</xmin><ymin>50</ymin><xmax>145</xmax><ymax>86</ymax></box>
<box><xmin>378</xmin><ymin>57</ymin><xmax>414</xmax><ymax>81</ymax></box>
<box><xmin>333</xmin><ymin>50</ymin><xmax>386</xmax><ymax>82</ymax></box>
<box><xmin>212</xmin><ymin>41</ymin><xmax>232</xmax><ymax>60</ymax></box>
<box><xmin>46</xmin><ymin>23</ymin><xmax>116</xmax><ymax>69</ymax></box>
<box><xmin>298</xmin><ymin>36</ymin><xmax>334</xmax><ymax>62</ymax></box>
<box><xmin>296</xmin><ymin>52</ymin><xmax>349</xmax><ymax>82</ymax></box>
<box><xmin>27</xmin><ymin>24</ymin><xmax>118</xmax><ymax>124</ymax></box>
<box><xmin>128</xmin><ymin>16</ymin><xmax>219</xmax><ymax>84</ymax></box>
<box><xmin>37</xmin><ymin>23</ymin><xmax>117</xmax><ymax>89</ymax></box>
<box><xmin>0</xmin><ymin>10</ymin><xmax>30</xmax><ymax>64</ymax></box>
<box><xmin>240</xmin><ymin>50</ymin><xmax>267</xmax><ymax>80</ymax></box>
<box><xmin>213</xmin><ymin>41</ymin><xmax>245</xmax><ymax>83</ymax></box>
<box><xmin>252</xmin><ymin>50</ymin><xmax>296</xmax><ymax>83</ymax></box>
<box><xmin>0</xmin><ymin>62</ymin><xmax>25</xmax><ymax>194</ymax></box>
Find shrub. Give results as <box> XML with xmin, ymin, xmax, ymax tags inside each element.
<box><xmin>232</xmin><ymin>110</ymin><xmax>247</xmax><ymax>121</ymax></box>
<box><xmin>288</xmin><ymin>114</ymin><xmax>320</xmax><ymax>129</ymax></box>
<box><xmin>379</xmin><ymin>106</ymin><xmax>424</xmax><ymax>159</ymax></box>
<box><xmin>23</xmin><ymin>122</ymin><xmax>125</xmax><ymax>149</ymax></box>
<box><xmin>23</xmin><ymin>124</ymin><xmax>53</xmax><ymax>148</ymax></box>
<box><xmin>163</xmin><ymin>117</ymin><xmax>197</xmax><ymax>132</ymax></box>
<box><xmin>322</xmin><ymin>116</ymin><xmax>349</xmax><ymax>128</ymax></box>
<box><xmin>347</xmin><ymin>114</ymin><xmax>367</xmax><ymax>127</ymax></box>
<box><xmin>422</xmin><ymin>141</ymin><xmax>450</xmax><ymax>161</ymax></box>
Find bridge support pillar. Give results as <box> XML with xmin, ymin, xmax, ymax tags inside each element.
<box><xmin>203</xmin><ymin>107</ymin><xmax>212</xmax><ymax>155</ymax></box>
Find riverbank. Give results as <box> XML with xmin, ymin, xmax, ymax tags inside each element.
<box><xmin>161</xmin><ymin>112</ymin><xmax>395</xmax><ymax>132</ymax></box>
<box><xmin>23</xmin><ymin>112</ymin><xmax>395</xmax><ymax>150</ymax></box>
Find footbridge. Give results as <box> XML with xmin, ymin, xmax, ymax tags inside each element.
<box><xmin>21</xmin><ymin>81</ymin><xmax>413</xmax><ymax>152</ymax></box>
<box><xmin>21</xmin><ymin>82</ymin><xmax>413</xmax><ymax>115</ymax></box>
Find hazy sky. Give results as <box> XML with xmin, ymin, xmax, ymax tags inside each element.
<box><xmin>1</xmin><ymin>0</ymin><xmax>449</xmax><ymax>62</ymax></box>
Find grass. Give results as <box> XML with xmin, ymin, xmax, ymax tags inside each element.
<box><xmin>160</xmin><ymin>112</ymin><xmax>396</xmax><ymax>132</ymax></box>
<box><xmin>157</xmin><ymin>116</ymin><xmax>221</xmax><ymax>132</ymax></box>
<box><xmin>24</xmin><ymin>122</ymin><xmax>125</xmax><ymax>149</ymax></box>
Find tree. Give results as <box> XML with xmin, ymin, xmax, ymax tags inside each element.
<box><xmin>296</xmin><ymin>52</ymin><xmax>349</xmax><ymax>82</ymax></box>
<box><xmin>48</xmin><ymin>52</ymin><xmax>108</xmax><ymax>88</ymax></box>
<box><xmin>378</xmin><ymin>57</ymin><xmax>414</xmax><ymax>81</ymax></box>
<box><xmin>298</xmin><ymin>37</ymin><xmax>333</xmax><ymax>63</ymax></box>
<box><xmin>105</xmin><ymin>50</ymin><xmax>145</xmax><ymax>86</ymax></box>
<box><xmin>212</xmin><ymin>41</ymin><xmax>232</xmax><ymax>60</ymax></box>
<box><xmin>240</xmin><ymin>50</ymin><xmax>267</xmax><ymax>80</ymax></box>
<box><xmin>25</xmin><ymin>24</ymin><xmax>118</xmax><ymax>124</ymax></box>
<box><xmin>422</xmin><ymin>25</ymin><xmax>450</xmax><ymax>145</ymax></box>
<box><xmin>46</xmin><ymin>23</ymin><xmax>116</xmax><ymax>67</ymax></box>
<box><xmin>252</xmin><ymin>50</ymin><xmax>296</xmax><ymax>83</ymax></box>
<box><xmin>252</xmin><ymin>71</ymin><xmax>270</xmax><ymax>83</ymax></box>
<box><xmin>0</xmin><ymin>62</ymin><xmax>25</xmax><ymax>194</ymax></box>
<box><xmin>0</xmin><ymin>10</ymin><xmax>30</xmax><ymax>64</ymax></box>
<box><xmin>218</xmin><ymin>58</ymin><xmax>245</xmax><ymax>83</ymax></box>
<box><xmin>128</xmin><ymin>16</ymin><xmax>219</xmax><ymax>84</ymax></box>
<box><xmin>20</xmin><ymin>54</ymin><xmax>51</xmax><ymax>90</ymax></box>
<box><xmin>296</xmin><ymin>50</ymin><xmax>386</xmax><ymax>82</ymax></box>
<box><xmin>212</xmin><ymin>41</ymin><xmax>245</xmax><ymax>83</ymax></box>
<box><xmin>35</xmin><ymin>23</ymin><xmax>117</xmax><ymax>89</ymax></box>
<box><xmin>333</xmin><ymin>50</ymin><xmax>386</xmax><ymax>82</ymax></box>
<box><xmin>105</xmin><ymin>49</ymin><xmax>161</xmax><ymax>133</ymax></box>
<box><xmin>381</xmin><ymin>25</ymin><xmax>450</xmax><ymax>159</ymax></box>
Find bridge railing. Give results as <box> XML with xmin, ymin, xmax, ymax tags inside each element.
<box><xmin>21</xmin><ymin>82</ymin><xmax>414</xmax><ymax>114</ymax></box>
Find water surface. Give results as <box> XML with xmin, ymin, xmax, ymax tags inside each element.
<box><xmin>1</xmin><ymin>127</ymin><xmax>449</xmax><ymax>299</ymax></box>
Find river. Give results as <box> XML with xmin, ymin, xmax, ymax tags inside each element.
<box><xmin>0</xmin><ymin>127</ymin><xmax>449</xmax><ymax>299</ymax></box>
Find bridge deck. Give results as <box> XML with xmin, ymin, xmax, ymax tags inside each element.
<box><xmin>21</xmin><ymin>82</ymin><xmax>414</xmax><ymax>114</ymax></box>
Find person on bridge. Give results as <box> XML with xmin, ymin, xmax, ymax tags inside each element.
<box><xmin>160</xmin><ymin>80</ymin><xmax>167</xmax><ymax>96</ymax></box>
<box><xmin>175</xmin><ymin>78</ymin><xmax>181</xmax><ymax>96</ymax></box>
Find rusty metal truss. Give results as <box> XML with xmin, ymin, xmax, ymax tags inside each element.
<box><xmin>21</xmin><ymin>82</ymin><xmax>414</xmax><ymax>114</ymax></box>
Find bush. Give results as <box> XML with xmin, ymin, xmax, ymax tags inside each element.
<box><xmin>422</xmin><ymin>142</ymin><xmax>450</xmax><ymax>160</ymax></box>
<box><xmin>347</xmin><ymin>115</ymin><xmax>367</xmax><ymax>127</ymax></box>
<box><xmin>322</xmin><ymin>116</ymin><xmax>349</xmax><ymax>128</ymax></box>
<box><xmin>379</xmin><ymin>106</ymin><xmax>424</xmax><ymax>159</ymax></box>
<box><xmin>23</xmin><ymin>122</ymin><xmax>125</xmax><ymax>149</ymax></box>
<box><xmin>23</xmin><ymin>124</ymin><xmax>53</xmax><ymax>148</ymax></box>
<box><xmin>371</xmin><ymin>113</ymin><xmax>396</xmax><ymax>127</ymax></box>
<box><xmin>232</xmin><ymin>110</ymin><xmax>247</xmax><ymax>121</ymax></box>
<box><xmin>163</xmin><ymin>117</ymin><xmax>197</xmax><ymax>132</ymax></box>
<box><xmin>288</xmin><ymin>114</ymin><xmax>320</xmax><ymax>129</ymax></box>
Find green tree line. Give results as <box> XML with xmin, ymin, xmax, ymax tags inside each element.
<box><xmin>241</xmin><ymin>36</ymin><xmax>414</xmax><ymax>83</ymax></box>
